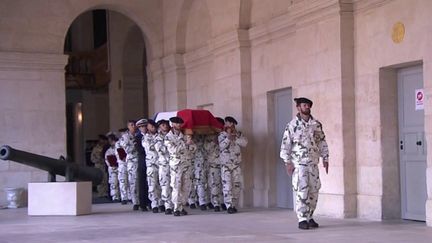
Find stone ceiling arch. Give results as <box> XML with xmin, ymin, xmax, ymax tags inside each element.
<box><xmin>62</xmin><ymin>2</ymin><xmax>162</xmax><ymax>60</ymax></box>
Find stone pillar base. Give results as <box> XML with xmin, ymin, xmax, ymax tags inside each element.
<box><xmin>28</xmin><ymin>182</ymin><xmax>92</xmax><ymax>216</ymax></box>
<box><xmin>316</xmin><ymin>193</ymin><xmax>357</xmax><ymax>218</ymax></box>
<box><xmin>426</xmin><ymin>199</ymin><xmax>432</xmax><ymax>226</ymax></box>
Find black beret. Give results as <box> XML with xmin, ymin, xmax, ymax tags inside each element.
<box><xmin>224</xmin><ymin>116</ymin><xmax>238</xmax><ymax>125</ymax></box>
<box><xmin>147</xmin><ymin>119</ymin><xmax>158</xmax><ymax>127</ymax></box>
<box><xmin>294</xmin><ymin>97</ymin><xmax>313</xmax><ymax>107</ymax></box>
<box><xmin>170</xmin><ymin>116</ymin><xmax>184</xmax><ymax>124</ymax></box>
<box><xmin>157</xmin><ymin>119</ymin><xmax>170</xmax><ymax>126</ymax></box>
<box><xmin>216</xmin><ymin>117</ymin><xmax>225</xmax><ymax>126</ymax></box>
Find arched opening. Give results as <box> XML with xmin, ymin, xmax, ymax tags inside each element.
<box><xmin>64</xmin><ymin>9</ymin><xmax>149</xmax><ymax>169</ymax></box>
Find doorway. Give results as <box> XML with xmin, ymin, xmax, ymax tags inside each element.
<box><xmin>273</xmin><ymin>88</ymin><xmax>294</xmax><ymax>209</ymax></box>
<box><xmin>64</xmin><ymin>10</ymin><xmax>148</xmax><ymax>164</ymax></box>
<box><xmin>398</xmin><ymin>65</ymin><xmax>427</xmax><ymax>221</ymax></box>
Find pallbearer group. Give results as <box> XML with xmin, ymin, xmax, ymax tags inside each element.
<box><xmin>93</xmin><ymin>116</ymin><xmax>247</xmax><ymax>216</ymax></box>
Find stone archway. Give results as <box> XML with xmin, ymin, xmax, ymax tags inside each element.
<box><xmin>63</xmin><ymin>8</ymin><xmax>150</xmax><ymax>164</ymax></box>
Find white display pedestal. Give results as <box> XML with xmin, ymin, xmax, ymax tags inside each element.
<box><xmin>28</xmin><ymin>182</ymin><xmax>92</xmax><ymax>216</ymax></box>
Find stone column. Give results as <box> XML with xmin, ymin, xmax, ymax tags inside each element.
<box><xmin>210</xmin><ymin>29</ymin><xmax>253</xmax><ymax>207</ymax></box>
<box><xmin>147</xmin><ymin>58</ymin><xmax>165</xmax><ymax>114</ymax></box>
<box><xmin>0</xmin><ymin>51</ymin><xmax>68</xmax><ymax>206</ymax></box>
<box><xmin>339</xmin><ymin>4</ymin><xmax>357</xmax><ymax>218</ymax></box>
<box><xmin>162</xmin><ymin>54</ymin><xmax>187</xmax><ymax>110</ymax></box>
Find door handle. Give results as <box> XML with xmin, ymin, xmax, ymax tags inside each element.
<box><xmin>400</xmin><ymin>140</ymin><xmax>403</xmax><ymax>150</ymax></box>
<box><xmin>416</xmin><ymin>141</ymin><xmax>422</xmax><ymax>146</ymax></box>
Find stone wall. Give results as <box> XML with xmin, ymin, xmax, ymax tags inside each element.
<box><xmin>0</xmin><ymin>0</ymin><xmax>431</xmax><ymax>226</ymax></box>
<box><xmin>353</xmin><ymin>0</ymin><xmax>432</xmax><ymax>225</ymax></box>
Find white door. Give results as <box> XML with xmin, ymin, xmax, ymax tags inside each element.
<box><xmin>274</xmin><ymin>88</ymin><xmax>294</xmax><ymax>208</ymax></box>
<box><xmin>398</xmin><ymin>66</ymin><xmax>427</xmax><ymax>221</ymax></box>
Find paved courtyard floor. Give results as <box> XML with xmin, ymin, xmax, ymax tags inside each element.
<box><xmin>1</xmin><ymin>204</ymin><xmax>432</xmax><ymax>243</ymax></box>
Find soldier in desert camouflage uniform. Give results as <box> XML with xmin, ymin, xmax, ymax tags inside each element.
<box><xmin>219</xmin><ymin>116</ymin><xmax>248</xmax><ymax>214</ymax></box>
<box><xmin>280</xmin><ymin>97</ymin><xmax>329</xmax><ymax>230</ymax></box>
<box><xmin>105</xmin><ymin>134</ymin><xmax>120</xmax><ymax>202</ymax></box>
<box><xmin>142</xmin><ymin>119</ymin><xmax>162</xmax><ymax>213</ymax></box>
<box><xmin>119</xmin><ymin>120</ymin><xmax>140</xmax><ymax>210</ymax></box>
<box><xmin>165</xmin><ymin>117</ymin><xmax>197</xmax><ymax>216</ymax></box>
<box><xmin>115</xmin><ymin>131</ymin><xmax>130</xmax><ymax>204</ymax></box>
<box><xmin>155</xmin><ymin>119</ymin><xmax>173</xmax><ymax>215</ymax></box>
<box><xmin>91</xmin><ymin>135</ymin><xmax>109</xmax><ymax>198</ymax></box>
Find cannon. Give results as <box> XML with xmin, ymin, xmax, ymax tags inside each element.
<box><xmin>0</xmin><ymin>145</ymin><xmax>102</xmax><ymax>185</ymax></box>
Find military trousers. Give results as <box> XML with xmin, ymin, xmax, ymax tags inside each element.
<box><xmin>292</xmin><ymin>164</ymin><xmax>321</xmax><ymax>222</ymax></box>
<box><xmin>138</xmin><ymin>158</ymin><xmax>151</xmax><ymax>208</ymax></box>
<box><xmin>221</xmin><ymin>163</ymin><xmax>241</xmax><ymax>208</ymax></box>
<box><xmin>189</xmin><ymin>160</ymin><xmax>208</xmax><ymax>206</ymax></box>
<box><xmin>127</xmin><ymin>158</ymin><xmax>139</xmax><ymax>205</ymax></box>
<box><xmin>146</xmin><ymin>163</ymin><xmax>161</xmax><ymax>208</ymax></box>
<box><xmin>188</xmin><ymin>162</ymin><xmax>197</xmax><ymax>205</ymax></box>
<box><xmin>159</xmin><ymin>163</ymin><xmax>172</xmax><ymax>209</ymax></box>
<box><xmin>170</xmin><ymin>163</ymin><xmax>192</xmax><ymax>212</ymax></box>
<box><xmin>118</xmin><ymin>161</ymin><xmax>130</xmax><ymax>201</ymax></box>
<box><xmin>108</xmin><ymin>166</ymin><xmax>120</xmax><ymax>200</ymax></box>
<box><xmin>95</xmin><ymin>163</ymin><xmax>108</xmax><ymax>197</ymax></box>
<box><xmin>208</xmin><ymin>163</ymin><xmax>222</xmax><ymax>206</ymax></box>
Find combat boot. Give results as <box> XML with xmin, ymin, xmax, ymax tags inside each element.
<box><xmin>298</xmin><ymin>221</ymin><xmax>309</xmax><ymax>230</ymax></box>
<box><xmin>165</xmin><ymin>208</ymin><xmax>173</xmax><ymax>215</ymax></box>
<box><xmin>200</xmin><ymin>204</ymin><xmax>207</xmax><ymax>211</ymax></box>
<box><xmin>173</xmin><ymin>210</ymin><xmax>181</xmax><ymax>216</ymax></box>
<box><xmin>189</xmin><ymin>203</ymin><xmax>197</xmax><ymax>209</ymax></box>
<box><xmin>214</xmin><ymin>206</ymin><xmax>221</xmax><ymax>212</ymax></box>
<box><xmin>227</xmin><ymin>207</ymin><xmax>235</xmax><ymax>214</ymax></box>
<box><xmin>308</xmin><ymin>219</ymin><xmax>319</xmax><ymax>228</ymax></box>
<box><xmin>152</xmin><ymin>207</ymin><xmax>159</xmax><ymax>213</ymax></box>
<box><xmin>159</xmin><ymin>205</ymin><xmax>166</xmax><ymax>212</ymax></box>
<box><xmin>221</xmin><ymin>203</ymin><xmax>227</xmax><ymax>211</ymax></box>
<box><xmin>233</xmin><ymin>207</ymin><xmax>238</xmax><ymax>213</ymax></box>
<box><xmin>207</xmin><ymin>203</ymin><xmax>214</xmax><ymax>209</ymax></box>
<box><xmin>132</xmin><ymin>205</ymin><xmax>139</xmax><ymax>211</ymax></box>
<box><xmin>180</xmin><ymin>209</ymin><xmax>188</xmax><ymax>215</ymax></box>
<box><xmin>140</xmin><ymin>206</ymin><xmax>148</xmax><ymax>212</ymax></box>
<box><xmin>121</xmin><ymin>200</ymin><xmax>128</xmax><ymax>205</ymax></box>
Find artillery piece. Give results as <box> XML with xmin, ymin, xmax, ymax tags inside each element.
<box><xmin>0</xmin><ymin>145</ymin><xmax>102</xmax><ymax>185</ymax></box>
<box><xmin>0</xmin><ymin>145</ymin><xmax>102</xmax><ymax>215</ymax></box>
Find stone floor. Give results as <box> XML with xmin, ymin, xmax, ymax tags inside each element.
<box><xmin>1</xmin><ymin>204</ymin><xmax>432</xmax><ymax>243</ymax></box>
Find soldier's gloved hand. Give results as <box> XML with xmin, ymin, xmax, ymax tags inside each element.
<box><xmin>285</xmin><ymin>162</ymin><xmax>295</xmax><ymax>176</ymax></box>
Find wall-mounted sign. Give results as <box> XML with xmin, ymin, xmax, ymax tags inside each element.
<box><xmin>415</xmin><ymin>89</ymin><xmax>424</xmax><ymax>110</ymax></box>
<box><xmin>392</xmin><ymin>22</ymin><xmax>405</xmax><ymax>44</ymax></box>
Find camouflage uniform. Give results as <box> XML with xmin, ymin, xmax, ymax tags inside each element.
<box><xmin>104</xmin><ymin>146</ymin><xmax>120</xmax><ymax>201</ymax></box>
<box><xmin>155</xmin><ymin>131</ymin><xmax>172</xmax><ymax>209</ymax></box>
<box><xmin>280</xmin><ymin>114</ymin><xmax>329</xmax><ymax>222</ymax></box>
<box><xmin>189</xmin><ymin>135</ymin><xmax>208</xmax><ymax>206</ymax></box>
<box><xmin>119</xmin><ymin>132</ymin><xmax>140</xmax><ymax>205</ymax></box>
<box><xmin>142</xmin><ymin>132</ymin><xmax>161</xmax><ymax>209</ymax></box>
<box><xmin>219</xmin><ymin>130</ymin><xmax>248</xmax><ymax>209</ymax></box>
<box><xmin>91</xmin><ymin>143</ymin><xmax>108</xmax><ymax>197</ymax></box>
<box><xmin>204</xmin><ymin>134</ymin><xmax>222</xmax><ymax>207</ymax></box>
<box><xmin>115</xmin><ymin>139</ymin><xmax>130</xmax><ymax>201</ymax></box>
<box><xmin>165</xmin><ymin>130</ymin><xmax>197</xmax><ymax>212</ymax></box>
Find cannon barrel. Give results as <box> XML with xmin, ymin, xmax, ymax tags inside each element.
<box><xmin>0</xmin><ymin>145</ymin><xmax>102</xmax><ymax>185</ymax></box>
